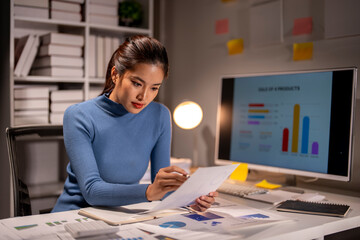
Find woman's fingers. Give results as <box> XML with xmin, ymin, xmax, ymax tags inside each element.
<box><xmin>162</xmin><ymin>166</ymin><xmax>187</xmax><ymax>175</ymax></box>
<box><xmin>162</xmin><ymin>165</ymin><xmax>188</xmax><ymax>176</ymax></box>
<box><xmin>157</xmin><ymin>173</ymin><xmax>187</xmax><ymax>183</ymax></box>
<box><xmin>190</xmin><ymin>192</ymin><xmax>219</xmax><ymax>212</ymax></box>
<box><xmin>146</xmin><ymin>166</ymin><xmax>189</xmax><ymax>201</ymax></box>
<box><xmin>156</xmin><ymin>166</ymin><xmax>188</xmax><ymax>185</ymax></box>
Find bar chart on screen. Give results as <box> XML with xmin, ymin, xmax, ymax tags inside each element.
<box><xmin>229</xmin><ymin>72</ymin><xmax>333</xmax><ymax>174</ymax></box>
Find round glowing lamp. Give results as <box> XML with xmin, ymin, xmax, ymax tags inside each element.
<box><xmin>173</xmin><ymin>101</ymin><xmax>203</xmax><ymax>130</ymax></box>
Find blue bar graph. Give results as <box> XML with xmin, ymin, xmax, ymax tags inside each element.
<box><xmin>248</xmin><ymin>115</ymin><xmax>265</xmax><ymax>119</ymax></box>
<box><xmin>301</xmin><ymin>116</ymin><xmax>310</xmax><ymax>154</ymax></box>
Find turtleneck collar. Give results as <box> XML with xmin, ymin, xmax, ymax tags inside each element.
<box><xmin>94</xmin><ymin>93</ymin><xmax>129</xmax><ymax>116</ymax></box>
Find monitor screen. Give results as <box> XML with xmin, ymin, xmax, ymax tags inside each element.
<box><xmin>215</xmin><ymin>68</ymin><xmax>357</xmax><ymax>181</ymax></box>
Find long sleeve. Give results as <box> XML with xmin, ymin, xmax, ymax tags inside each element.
<box><xmin>63</xmin><ymin>105</ymin><xmax>149</xmax><ymax>206</ymax></box>
<box><xmin>52</xmin><ymin>96</ymin><xmax>171</xmax><ymax>212</ymax></box>
<box><xmin>150</xmin><ymin>106</ymin><xmax>172</xmax><ymax>182</ymax></box>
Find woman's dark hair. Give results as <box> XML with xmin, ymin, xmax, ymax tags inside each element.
<box><xmin>101</xmin><ymin>35</ymin><xmax>169</xmax><ymax>94</ymax></box>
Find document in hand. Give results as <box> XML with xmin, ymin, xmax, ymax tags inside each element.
<box><xmin>79</xmin><ymin>165</ymin><xmax>238</xmax><ymax>225</ymax></box>
<box><xmin>150</xmin><ymin>164</ymin><xmax>239</xmax><ymax>212</ymax></box>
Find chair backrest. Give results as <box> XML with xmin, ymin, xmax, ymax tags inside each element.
<box><xmin>5</xmin><ymin>125</ymin><xmax>64</xmax><ymax>217</ymax></box>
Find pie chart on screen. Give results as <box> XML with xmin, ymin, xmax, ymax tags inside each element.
<box><xmin>159</xmin><ymin>221</ymin><xmax>186</xmax><ymax>228</ymax></box>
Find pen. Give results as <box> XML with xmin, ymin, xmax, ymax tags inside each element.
<box><xmin>247</xmin><ymin>189</ymin><xmax>268</xmax><ymax>196</ymax></box>
<box><xmin>183</xmin><ymin>206</ymin><xmax>201</xmax><ymax>214</ymax></box>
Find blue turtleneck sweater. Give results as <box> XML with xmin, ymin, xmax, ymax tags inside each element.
<box><xmin>52</xmin><ymin>94</ymin><xmax>171</xmax><ymax>212</ymax></box>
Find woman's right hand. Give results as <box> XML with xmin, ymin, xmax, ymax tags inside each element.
<box><xmin>146</xmin><ymin>166</ymin><xmax>188</xmax><ymax>201</ymax></box>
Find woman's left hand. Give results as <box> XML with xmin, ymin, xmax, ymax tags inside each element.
<box><xmin>190</xmin><ymin>191</ymin><xmax>219</xmax><ymax>212</ymax></box>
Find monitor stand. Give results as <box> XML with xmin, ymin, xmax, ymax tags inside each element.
<box><xmin>280</xmin><ymin>175</ymin><xmax>305</xmax><ymax>194</ymax></box>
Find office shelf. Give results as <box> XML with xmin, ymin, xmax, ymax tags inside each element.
<box><xmin>14</xmin><ymin>76</ymin><xmax>85</xmax><ymax>83</ymax></box>
<box><xmin>10</xmin><ymin>0</ymin><xmax>154</xmax><ymax>126</ymax></box>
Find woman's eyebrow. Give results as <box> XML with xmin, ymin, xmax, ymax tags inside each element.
<box><xmin>130</xmin><ymin>76</ymin><xmax>162</xmax><ymax>86</ymax></box>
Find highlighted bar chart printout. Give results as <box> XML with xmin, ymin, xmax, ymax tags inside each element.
<box><xmin>230</xmin><ymin>72</ymin><xmax>332</xmax><ymax>173</ymax></box>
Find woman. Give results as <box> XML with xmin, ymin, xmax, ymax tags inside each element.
<box><xmin>52</xmin><ymin>35</ymin><xmax>217</xmax><ymax>212</ymax></box>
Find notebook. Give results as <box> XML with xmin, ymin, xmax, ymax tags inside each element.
<box><xmin>78</xmin><ymin>202</ymin><xmax>189</xmax><ymax>226</ymax></box>
<box><xmin>276</xmin><ymin>200</ymin><xmax>350</xmax><ymax>217</ymax></box>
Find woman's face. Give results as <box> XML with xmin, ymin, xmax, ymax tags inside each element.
<box><xmin>109</xmin><ymin>63</ymin><xmax>164</xmax><ymax>114</ymax></box>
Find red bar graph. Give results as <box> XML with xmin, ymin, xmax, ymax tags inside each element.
<box><xmin>282</xmin><ymin>128</ymin><xmax>289</xmax><ymax>152</ymax></box>
<box><xmin>248</xmin><ymin>103</ymin><xmax>265</xmax><ymax>107</ymax></box>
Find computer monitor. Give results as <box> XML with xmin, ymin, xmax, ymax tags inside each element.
<box><xmin>215</xmin><ymin>67</ymin><xmax>357</xmax><ymax>182</ymax></box>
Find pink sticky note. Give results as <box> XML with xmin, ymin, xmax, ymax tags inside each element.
<box><xmin>215</xmin><ymin>18</ymin><xmax>229</xmax><ymax>35</ymax></box>
<box><xmin>293</xmin><ymin>17</ymin><xmax>313</xmax><ymax>36</ymax></box>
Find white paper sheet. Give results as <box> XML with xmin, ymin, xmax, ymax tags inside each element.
<box><xmin>151</xmin><ymin>164</ymin><xmax>239</xmax><ymax>212</ymax></box>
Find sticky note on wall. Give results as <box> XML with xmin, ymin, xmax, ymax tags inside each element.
<box><xmin>293</xmin><ymin>42</ymin><xmax>313</xmax><ymax>61</ymax></box>
<box><xmin>227</xmin><ymin>38</ymin><xmax>244</xmax><ymax>55</ymax></box>
<box><xmin>293</xmin><ymin>17</ymin><xmax>313</xmax><ymax>36</ymax></box>
<box><xmin>215</xmin><ymin>18</ymin><xmax>229</xmax><ymax>35</ymax></box>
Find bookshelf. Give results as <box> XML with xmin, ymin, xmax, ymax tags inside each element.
<box><xmin>10</xmin><ymin>0</ymin><xmax>154</xmax><ymax>127</ymax></box>
<box><xmin>7</xmin><ymin>0</ymin><xmax>154</xmax><ymax>216</ymax></box>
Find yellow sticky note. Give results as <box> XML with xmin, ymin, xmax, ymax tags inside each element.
<box><xmin>229</xmin><ymin>163</ymin><xmax>248</xmax><ymax>181</ymax></box>
<box><xmin>227</xmin><ymin>38</ymin><xmax>244</xmax><ymax>55</ymax></box>
<box><xmin>293</xmin><ymin>42</ymin><xmax>313</xmax><ymax>61</ymax></box>
<box><xmin>255</xmin><ymin>179</ymin><xmax>282</xmax><ymax>189</ymax></box>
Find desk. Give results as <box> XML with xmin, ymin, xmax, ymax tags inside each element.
<box><xmin>218</xmin><ymin>190</ymin><xmax>360</xmax><ymax>240</ymax></box>
<box><xmin>1</xmin><ymin>188</ymin><xmax>359</xmax><ymax>240</ymax></box>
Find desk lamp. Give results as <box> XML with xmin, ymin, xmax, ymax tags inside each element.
<box><xmin>173</xmin><ymin>101</ymin><xmax>203</xmax><ymax>167</ymax></box>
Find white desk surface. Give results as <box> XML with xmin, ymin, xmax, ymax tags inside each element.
<box><xmin>1</xmin><ymin>188</ymin><xmax>359</xmax><ymax>240</ymax></box>
<box><xmin>218</xmin><ymin>189</ymin><xmax>360</xmax><ymax>240</ymax></box>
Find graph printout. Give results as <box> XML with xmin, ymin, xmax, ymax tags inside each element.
<box><xmin>230</xmin><ymin>72</ymin><xmax>332</xmax><ymax>173</ymax></box>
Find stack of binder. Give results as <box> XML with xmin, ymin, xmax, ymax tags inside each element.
<box><xmin>14</xmin><ymin>0</ymin><xmax>49</xmax><ymax>19</ymax></box>
<box><xmin>50</xmin><ymin>89</ymin><xmax>84</xmax><ymax>124</ymax></box>
<box><xmin>14</xmin><ymin>34</ymin><xmax>40</xmax><ymax>77</ymax></box>
<box><xmin>89</xmin><ymin>34</ymin><xmax>120</xmax><ymax>78</ymax></box>
<box><xmin>50</xmin><ymin>0</ymin><xmax>84</xmax><ymax>22</ymax></box>
<box><xmin>14</xmin><ymin>87</ymin><xmax>50</xmax><ymax>126</ymax></box>
<box><xmin>31</xmin><ymin>32</ymin><xmax>84</xmax><ymax>77</ymax></box>
<box><xmin>88</xmin><ymin>0</ymin><xmax>118</xmax><ymax>26</ymax></box>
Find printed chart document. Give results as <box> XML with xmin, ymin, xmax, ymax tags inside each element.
<box><xmin>131</xmin><ymin>198</ymin><xmax>293</xmax><ymax>240</ymax></box>
<box><xmin>0</xmin><ymin>210</ymin><xmax>90</xmax><ymax>240</ymax></box>
<box><xmin>150</xmin><ymin>164</ymin><xmax>239</xmax><ymax>212</ymax></box>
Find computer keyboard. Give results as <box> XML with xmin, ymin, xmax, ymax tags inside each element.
<box><xmin>217</xmin><ymin>180</ymin><xmax>268</xmax><ymax>197</ymax></box>
<box><xmin>64</xmin><ymin>220</ymin><xmax>118</xmax><ymax>238</ymax></box>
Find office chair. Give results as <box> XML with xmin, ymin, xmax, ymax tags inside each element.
<box><xmin>6</xmin><ymin>125</ymin><xmax>64</xmax><ymax>217</ymax></box>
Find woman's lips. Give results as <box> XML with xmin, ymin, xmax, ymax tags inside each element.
<box><xmin>132</xmin><ymin>102</ymin><xmax>144</xmax><ymax>109</ymax></box>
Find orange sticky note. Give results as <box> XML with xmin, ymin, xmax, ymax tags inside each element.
<box><xmin>293</xmin><ymin>42</ymin><xmax>313</xmax><ymax>61</ymax></box>
<box><xmin>293</xmin><ymin>17</ymin><xmax>313</xmax><ymax>36</ymax></box>
<box><xmin>229</xmin><ymin>163</ymin><xmax>248</xmax><ymax>181</ymax></box>
<box><xmin>215</xmin><ymin>18</ymin><xmax>229</xmax><ymax>35</ymax></box>
<box><xmin>255</xmin><ymin>179</ymin><xmax>282</xmax><ymax>189</ymax></box>
<box><xmin>227</xmin><ymin>38</ymin><xmax>244</xmax><ymax>55</ymax></box>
